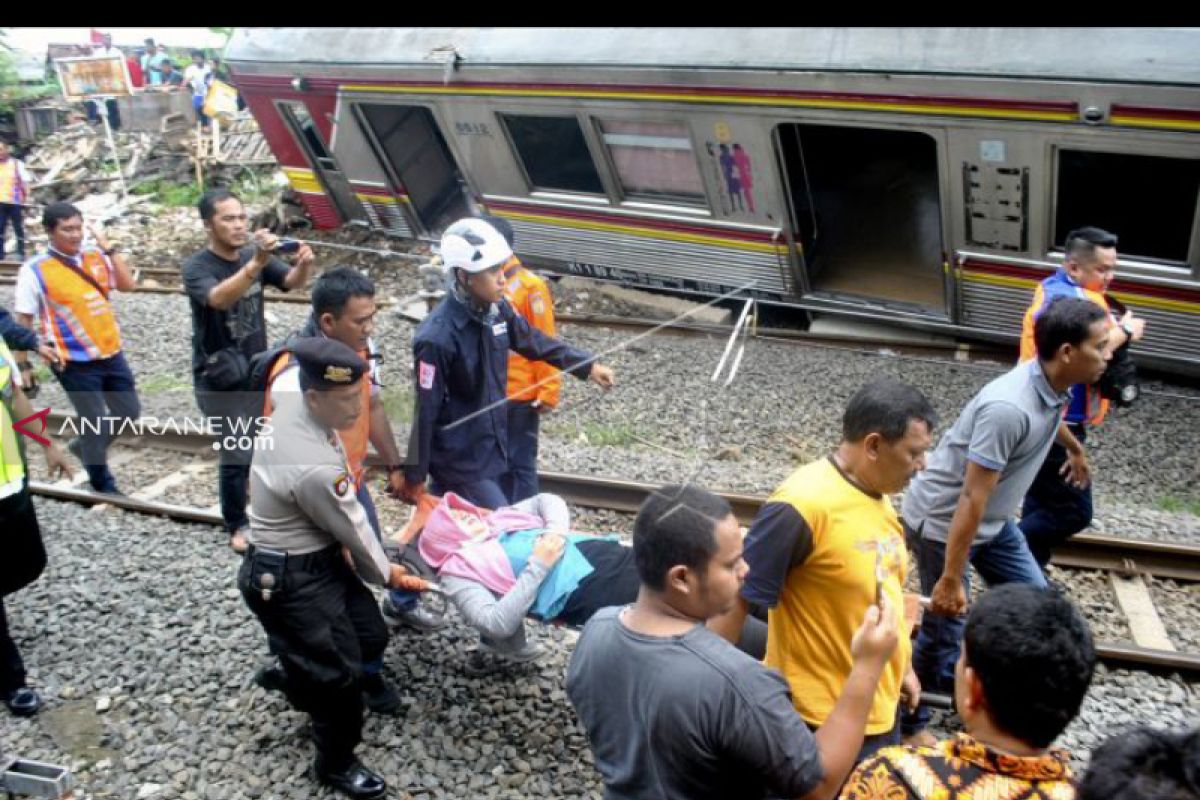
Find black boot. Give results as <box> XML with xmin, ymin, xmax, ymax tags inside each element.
<box><xmin>314</xmin><ymin>758</ymin><xmax>387</xmax><ymax>800</ymax></box>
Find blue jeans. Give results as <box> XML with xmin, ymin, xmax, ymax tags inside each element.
<box><xmin>55</xmin><ymin>353</ymin><xmax>140</xmax><ymax>492</ymax></box>
<box><xmin>902</xmin><ymin>518</ymin><xmax>1046</xmax><ymax>734</ymax></box>
<box><xmin>355</xmin><ymin>484</ymin><xmax>418</xmax><ymax>625</ymax></box>
<box><xmin>1020</xmin><ymin>425</ymin><xmax>1092</xmax><ymax>568</ymax></box>
<box><xmin>429</xmin><ymin>477</ymin><xmax>509</xmax><ymax>510</ymax></box>
<box><xmin>500</xmin><ymin>401</ymin><xmax>540</xmax><ymax>503</ymax></box>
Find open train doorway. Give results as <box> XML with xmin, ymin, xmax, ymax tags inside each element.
<box><xmin>354</xmin><ymin>104</ymin><xmax>473</xmax><ymax>235</ymax></box>
<box><xmin>775</xmin><ymin>123</ymin><xmax>947</xmax><ymax>315</ymax></box>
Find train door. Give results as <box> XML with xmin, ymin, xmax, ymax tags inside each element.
<box><xmin>353</xmin><ymin>104</ymin><xmax>473</xmax><ymax>235</ymax></box>
<box><xmin>775</xmin><ymin>123</ymin><xmax>949</xmax><ymax>316</ymax></box>
<box><xmin>276</xmin><ymin>100</ymin><xmax>369</xmax><ymax>225</ymax></box>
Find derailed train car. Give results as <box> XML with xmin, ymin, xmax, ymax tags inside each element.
<box><xmin>226</xmin><ymin>28</ymin><xmax>1200</xmax><ymax>372</ymax></box>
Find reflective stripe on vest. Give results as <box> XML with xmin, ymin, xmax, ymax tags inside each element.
<box><xmin>31</xmin><ymin>252</ymin><xmax>122</xmax><ymax>362</ymax></box>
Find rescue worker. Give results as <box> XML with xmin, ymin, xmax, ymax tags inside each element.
<box><xmin>1017</xmin><ymin>227</ymin><xmax>1147</xmax><ymax>567</ymax></box>
<box><xmin>12</xmin><ymin>202</ymin><xmax>139</xmax><ymax>494</ymax></box>
<box><xmin>401</xmin><ymin>218</ymin><xmax>615</xmax><ymax>509</ymax></box>
<box><xmin>240</xmin><ymin>337</ymin><xmax>414</xmax><ymax>800</ymax></box>
<box><xmin>481</xmin><ymin>215</ymin><xmax>562</xmax><ymax>503</ymax></box>
<box><xmin>263</xmin><ymin>267</ymin><xmax>444</xmax><ymax>635</ymax></box>
<box><xmin>0</xmin><ymin>336</ymin><xmax>73</xmax><ymax>716</ymax></box>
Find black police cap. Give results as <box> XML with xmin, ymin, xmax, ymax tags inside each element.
<box><xmin>291</xmin><ymin>337</ymin><xmax>366</xmax><ymax>389</ymax></box>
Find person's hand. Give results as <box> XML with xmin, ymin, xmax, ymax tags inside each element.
<box><xmin>1120</xmin><ymin>311</ymin><xmax>1147</xmax><ymax>342</ymax></box>
<box><xmin>930</xmin><ymin>574</ymin><xmax>968</xmax><ymax>618</ymax></box>
<box><xmin>86</xmin><ymin>222</ymin><xmax>111</xmax><ymax>252</ymax></box>
<box><xmin>1060</xmin><ymin>449</ymin><xmax>1091</xmax><ymax>489</ymax></box>
<box><xmin>292</xmin><ymin>244</ymin><xmax>315</xmax><ymax>268</ymax></box>
<box><xmin>36</xmin><ymin>343</ymin><xmax>60</xmax><ymax>367</ymax></box>
<box><xmin>250</xmin><ymin>229</ymin><xmax>279</xmax><ymax>264</ymax></box>
<box><xmin>531</xmin><ymin>532</ymin><xmax>567</xmax><ymax>568</ymax></box>
<box><xmin>387</xmin><ymin>563</ymin><xmax>428</xmax><ymax>592</ymax></box>
<box><xmin>399</xmin><ymin>478</ymin><xmax>427</xmax><ymax>506</ymax></box>
<box><xmin>44</xmin><ymin>444</ymin><xmax>74</xmax><ymax>481</ymax></box>
<box><xmin>533</xmin><ymin>400</ymin><xmax>554</xmax><ymax>416</ymax></box>
<box><xmin>900</xmin><ymin>667</ymin><xmax>921</xmax><ymax>712</ymax></box>
<box><xmin>588</xmin><ymin>364</ymin><xmax>615</xmax><ymax>389</ymax></box>
<box><xmin>384</xmin><ymin>469</ymin><xmax>406</xmax><ymax>500</ymax></box>
<box><xmin>849</xmin><ymin>592</ymin><xmax>898</xmax><ymax>670</ymax></box>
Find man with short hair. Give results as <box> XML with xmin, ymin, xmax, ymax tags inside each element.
<box><xmin>183</xmin><ymin>189</ymin><xmax>314</xmax><ymax>551</ymax></box>
<box><xmin>141</xmin><ymin>39</ymin><xmax>167</xmax><ymax>85</ymax></box>
<box><xmin>157</xmin><ymin>60</ymin><xmax>184</xmax><ymax>91</ymax></box>
<box><xmin>1076</xmin><ymin>725</ymin><xmax>1200</xmax><ymax>800</ymax></box>
<box><xmin>184</xmin><ymin>50</ymin><xmax>212</xmax><ymax>126</ymax></box>
<box><xmin>241</xmin><ymin>337</ymin><xmax>415</xmax><ymax>800</ymax></box>
<box><xmin>900</xmin><ymin>296</ymin><xmax>1110</xmax><ymax>743</ymax></box>
<box><xmin>87</xmin><ymin>34</ymin><xmax>123</xmax><ymax>130</ymax></box>
<box><xmin>710</xmin><ymin>378</ymin><xmax>937</xmax><ymax>761</ymax></box>
<box><xmin>0</xmin><ymin>141</ymin><xmax>32</xmax><ymax>261</ymax></box>
<box><xmin>840</xmin><ymin>584</ymin><xmax>1095</xmax><ymax>800</ymax></box>
<box><xmin>568</xmin><ymin>483</ymin><xmax>899</xmax><ymax>800</ymax></box>
<box><xmin>1017</xmin><ymin>227</ymin><xmax>1147</xmax><ymax>567</ymax></box>
<box><xmin>265</xmin><ymin>267</ymin><xmax>443</xmax><ymax>633</ymax></box>
<box><xmin>13</xmin><ymin>202</ymin><xmax>139</xmax><ymax>493</ymax></box>
<box><xmin>402</xmin><ymin>217</ymin><xmax>614</xmax><ymax>510</ymax></box>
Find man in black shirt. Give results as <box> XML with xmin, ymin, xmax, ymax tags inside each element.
<box><xmin>183</xmin><ymin>189</ymin><xmax>314</xmax><ymax>552</ymax></box>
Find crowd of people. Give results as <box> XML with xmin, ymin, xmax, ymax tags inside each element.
<box><xmin>0</xmin><ymin>193</ymin><xmax>1195</xmax><ymax>800</ymax></box>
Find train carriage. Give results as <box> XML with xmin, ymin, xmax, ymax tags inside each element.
<box><xmin>226</xmin><ymin>27</ymin><xmax>1200</xmax><ymax>372</ymax></box>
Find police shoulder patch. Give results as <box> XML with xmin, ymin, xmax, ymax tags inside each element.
<box><xmin>333</xmin><ymin>472</ymin><xmax>352</xmax><ymax>497</ymax></box>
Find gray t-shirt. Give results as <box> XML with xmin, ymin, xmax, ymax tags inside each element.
<box><xmin>902</xmin><ymin>360</ymin><xmax>1070</xmax><ymax>544</ymax></box>
<box><xmin>566</xmin><ymin>607</ymin><xmax>824</xmax><ymax>800</ymax></box>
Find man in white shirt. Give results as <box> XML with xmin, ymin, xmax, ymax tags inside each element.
<box><xmin>86</xmin><ymin>33</ymin><xmax>123</xmax><ymax>130</ymax></box>
<box><xmin>184</xmin><ymin>51</ymin><xmax>213</xmax><ymax>127</ymax></box>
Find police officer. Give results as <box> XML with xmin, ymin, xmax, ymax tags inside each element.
<box><xmin>401</xmin><ymin>218</ymin><xmax>615</xmax><ymax>508</ymax></box>
<box><xmin>239</xmin><ymin>337</ymin><xmax>412</xmax><ymax>800</ymax></box>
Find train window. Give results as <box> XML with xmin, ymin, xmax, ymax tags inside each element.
<box><xmin>501</xmin><ymin>114</ymin><xmax>605</xmax><ymax>195</ymax></box>
<box><xmin>1055</xmin><ymin>149</ymin><xmax>1200</xmax><ymax>264</ymax></box>
<box><xmin>597</xmin><ymin>120</ymin><xmax>706</xmax><ymax>205</ymax></box>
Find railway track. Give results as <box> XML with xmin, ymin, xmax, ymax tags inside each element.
<box><xmin>26</xmin><ymin>415</ymin><xmax>1200</xmax><ymax>681</ymax></box>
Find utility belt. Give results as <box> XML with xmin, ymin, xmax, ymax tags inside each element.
<box><xmin>242</xmin><ymin>542</ymin><xmax>341</xmax><ymax>602</ymax></box>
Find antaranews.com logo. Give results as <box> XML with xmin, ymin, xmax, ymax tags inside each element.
<box><xmin>13</xmin><ymin>409</ymin><xmax>276</xmax><ymax>453</ymax></box>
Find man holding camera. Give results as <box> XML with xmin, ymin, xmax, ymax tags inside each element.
<box><xmin>184</xmin><ymin>189</ymin><xmax>315</xmax><ymax>552</ymax></box>
<box><xmin>1017</xmin><ymin>226</ymin><xmax>1146</xmax><ymax>568</ymax></box>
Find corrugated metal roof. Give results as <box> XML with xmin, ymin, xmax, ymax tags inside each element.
<box><xmin>226</xmin><ymin>27</ymin><xmax>1200</xmax><ymax>86</ymax></box>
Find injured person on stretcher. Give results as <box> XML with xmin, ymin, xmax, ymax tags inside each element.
<box><xmin>403</xmin><ymin>492</ymin><xmax>767</xmax><ymax>673</ymax></box>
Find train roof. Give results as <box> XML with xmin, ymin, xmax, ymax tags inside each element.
<box><xmin>226</xmin><ymin>27</ymin><xmax>1200</xmax><ymax>87</ymax></box>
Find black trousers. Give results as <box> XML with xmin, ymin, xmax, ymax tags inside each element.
<box><xmin>0</xmin><ymin>487</ymin><xmax>47</xmax><ymax>694</ymax></box>
<box><xmin>0</xmin><ymin>202</ymin><xmax>25</xmax><ymax>260</ymax></box>
<box><xmin>195</xmin><ymin>386</ymin><xmax>258</xmax><ymax>534</ymax></box>
<box><xmin>238</xmin><ymin>545</ymin><xmax>389</xmax><ymax>770</ymax></box>
<box><xmin>1020</xmin><ymin>424</ymin><xmax>1093</xmax><ymax>567</ymax></box>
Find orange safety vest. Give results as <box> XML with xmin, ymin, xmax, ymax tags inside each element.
<box><xmin>503</xmin><ymin>256</ymin><xmax>562</xmax><ymax>407</ymax></box>
<box><xmin>264</xmin><ymin>347</ymin><xmax>374</xmax><ymax>488</ymax></box>
<box><xmin>1018</xmin><ymin>271</ymin><xmax>1111</xmax><ymax>426</ymax></box>
<box><xmin>27</xmin><ymin>250</ymin><xmax>122</xmax><ymax>363</ymax></box>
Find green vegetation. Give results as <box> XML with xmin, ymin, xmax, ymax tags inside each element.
<box><xmin>1156</xmin><ymin>495</ymin><xmax>1200</xmax><ymax>517</ymax></box>
<box><xmin>139</xmin><ymin>373</ymin><xmax>191</xmax><ymax>394</ymax></box>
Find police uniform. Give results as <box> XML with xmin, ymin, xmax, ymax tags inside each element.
<box><xmin>238</xmin><ymin>337</ymin><xmax>391</xmax><ymax>799</ymax></box>
<box><xmin>405</xmin><ymin>282</ymin><xmax>594</xmax><ymax>508</ymax></box>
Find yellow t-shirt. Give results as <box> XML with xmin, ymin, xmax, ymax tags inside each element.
<box><xmin>741</xmin><ymin>457</ymin><xmax>909</xmax><ymax>734</ymax></box>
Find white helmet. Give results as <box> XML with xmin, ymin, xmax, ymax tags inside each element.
<box><xmin>438</xmin><ymin>218</ymin><xmax>513</xmax><ymax>274</ymax></box>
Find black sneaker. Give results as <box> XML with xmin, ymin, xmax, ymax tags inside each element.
<box><xmin>361</xmin><ymin>673</ymin><xmax>402</xmax><ymax>716</ymax></box>
<box><xmin>314</xmin><ymin>758</ymin><xmax>387</xmax><ymax>800</ymax></box>
<box><xmin>4</xmin><ymin>687</ymin><xmax>42</xmax><ymax>717</ymax></box>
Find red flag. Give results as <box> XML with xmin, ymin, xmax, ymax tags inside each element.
<box><xmin>90</xmin><ymin>28</ymin><xmax>105</xmax><ymax>45</ymax></box>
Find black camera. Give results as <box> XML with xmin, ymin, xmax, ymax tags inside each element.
<box><xmin>1097</xmin><ymin>295</ymin><xmax>1140</xmax><ymax>408</ymax></box>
